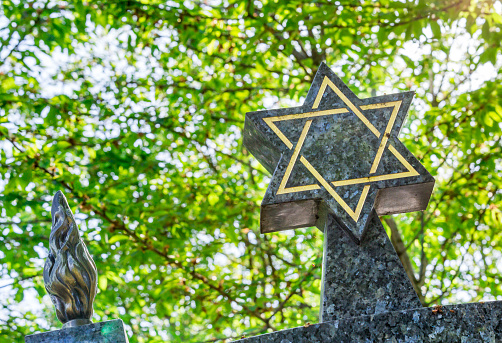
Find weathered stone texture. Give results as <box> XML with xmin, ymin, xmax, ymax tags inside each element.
<box><xmin>234</xmin><ymin>301</ymin><xmax>502</xmax><ymax>343</ymax></box>
<box><xmin>25</xmin><ymin>319</ymin><xmax>129</xmax><ymax>343</ymax></box>
<box><xmin>320</xmin><ymin>211</ymin><xmax>422</xmax><ymax>322</ymax></box>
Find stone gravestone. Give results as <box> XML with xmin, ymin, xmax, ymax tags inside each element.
<box><xmin>25</xmin><ymin>191</ymin><xmax>129</xmax><ymax>343</ymax></box>
<box><xmin>236</xmin><ymin>63</ymin><xmax>502</xmax><ymax>342</ymax></box>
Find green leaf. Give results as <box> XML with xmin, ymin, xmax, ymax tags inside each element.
<box><xmin>207</xmin><ymin>39</ymin><xmax>218</xmax><ymax>55</ymax></box>
<box><xmin>430</xmin><ymin>21</ymin><xmax>441</xmax><ymax>38</ymax></box>
<box><xmin>108</xmin><ymin>235</ymin><xmax>130</xmax><ymax>244</ymax></box>
<box><xmin>208</xmin><ymin>193</ymin><xmax>219</xmax><ymax>206</ymax></box>
<box><xmin>57</xmin><ymin>141</ymin><xmax>72</xmax><ymax>149</ymax></box>
<box><xmin>98</xmin><ymin>275</ymin><xmax>108</xmax><ymax>291</ymax></box>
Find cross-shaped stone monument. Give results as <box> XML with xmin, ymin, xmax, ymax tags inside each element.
<box><xmin>235</xmin><ymin>63</ymin><xmax>502</xmax><ymax>342</ymax></box>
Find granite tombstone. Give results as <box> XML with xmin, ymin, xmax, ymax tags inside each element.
<box><xmin>234</xmin><ymin>63</ymin><xmax>502</xmax><ymax>342</ymax></box>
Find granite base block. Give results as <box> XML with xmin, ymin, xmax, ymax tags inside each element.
<box><xmin>234</xmin><ymin>301</ymin><xmax>502</xmax><ymax>343</ymax></box>
<box><xmin>25</xmin><ymin>319</ymin><xmax>129</xmax><ymax>343</ymax></box>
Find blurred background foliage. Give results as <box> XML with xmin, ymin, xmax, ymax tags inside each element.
<box><xmin>0</xmin><ymin>0</ymin><xmax>501</xmax><ymax>342</ymax></box>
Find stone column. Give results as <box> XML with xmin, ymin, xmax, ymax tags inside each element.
<box><xmin>320</xmin><ymin>211</ymin><xmax>421</xmax><ymax>322</ymax></box>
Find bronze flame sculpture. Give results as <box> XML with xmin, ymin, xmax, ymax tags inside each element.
<box><xmin>43</xmin><ymin>191</ymin><xmax>98</xmax><ymax>328</ymax></box>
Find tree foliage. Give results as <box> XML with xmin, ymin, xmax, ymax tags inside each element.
<box><xmin>0</xmin><ymin>0</ymin><xmax>501</xmax><ymax>342</ymax></box>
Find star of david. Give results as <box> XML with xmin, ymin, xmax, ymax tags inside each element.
<box><xmin>243</xmin><ymin>63</ymin><xmax>434</xmax><ymax>242</ymax></box>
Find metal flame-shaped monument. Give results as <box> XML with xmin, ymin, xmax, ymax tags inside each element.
<box><xmin>43</xmin><ymin>191</ymin><xmax>98</xmax><ymax>328</ymax></box>
<box><xmin>26</xmin><ymin>191</ymin><xmax>128</xmax><ymax>342</ymax></box>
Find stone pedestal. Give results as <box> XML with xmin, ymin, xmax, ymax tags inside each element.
<box><xmin>235</xmin><ymin>301</ymin><xmax>502</xmax><ymax>343</ymax></box>
<box><xmin>25</xmin><ymin>319</ymin><xmax>129</xmax><ymax>343</ymax></box>
<box><xmin>320</xmin><ymin>211</ymin><xmax>422</xmax><ymax>321</ymax></box>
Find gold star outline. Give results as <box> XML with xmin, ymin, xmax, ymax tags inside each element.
<box><xmin>263</xmin><ymin>76</ymin><xmax>419</xmax><ymax>223</ymax></box>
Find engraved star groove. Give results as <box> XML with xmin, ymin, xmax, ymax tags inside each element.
<box><xmin>263</xmin><ymin>76</ymin><xmax>419</xmax><ymax>223</ymax></box>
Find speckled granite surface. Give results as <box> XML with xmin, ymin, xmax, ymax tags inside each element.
<box><xmin>234</xmin><ymin>301</ymin><xmax>502</xmax><ymax>343</ymax></box>
<box><xmin>320</xmin><ymin>211</ymin><xmax>422</xmax><ymax>322</ymax></box>
<box><xmin>243</xmin><ymin>62</ymin><xmax>434</xmax><ymax>241</ymax></box>
<box><xmin>25</xmin><ymin>319</ymin><xmax>129</xmax><ymax>343</ymax></box>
